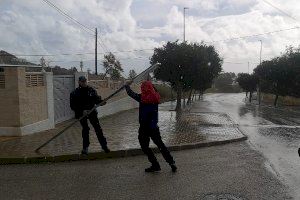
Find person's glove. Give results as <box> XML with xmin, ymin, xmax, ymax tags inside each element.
<box><xmin>125</xmin><ymin>80</ymin><xmax>133</xmax><ymax>87</ymax></box>
<box><xmin>124</xmin><ymin>84</ymin><xmax>130</xmax><ymax>90</ymax></box>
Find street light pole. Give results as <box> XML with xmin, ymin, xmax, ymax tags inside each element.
<box><xmin>248</xmin><ymin>62</ymin><xmax>249</xmax><ymax>74</ymax></box>
<box><xmin>183</xmin><ymin>7</ymin><xmax>188</xmax><ymax>42</ymax></box>
<box><xmin>258</xmin><ymin>40</ymin><xmax>262</xmax><ymax>105</ymax></box>
<box><xmin>259</xmin><ymin>40</ymin><xmax>262</xmax><ymax>65</ymax></box>
<box><xmin>95</xmin><ymin>28</ymin><xmax>98</xmax><ymax>75</ymax></box>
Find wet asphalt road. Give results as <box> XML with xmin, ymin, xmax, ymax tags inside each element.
<box><xmin>0</xmin><ymin>142</ymin><xmax>291</xmax><ymax>200</ymax></box>
<box><xmin>197</xmin><ymin>93</ymin><xmax>300</xmax><ymax>199</ymax></box>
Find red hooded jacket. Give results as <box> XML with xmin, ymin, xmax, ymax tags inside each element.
<box><xmin>141</xmin><ymin>81</ymin><xmax>160</xmax><ymax>104</ymax></box>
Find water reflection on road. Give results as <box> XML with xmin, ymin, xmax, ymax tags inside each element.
<box><xmin>198</xmin><ymin>93</ymin><xmax>300</xmax><ymax>199</ymax></box>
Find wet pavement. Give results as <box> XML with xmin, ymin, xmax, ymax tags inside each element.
<box><xmin>0</xmin><ymin>93</ymin><xmax>298</xmax><ymax>199</ymax></box>
<box><xmin>194</xmin><ymin>93</ymin><xmax>300</xmax><ymax>199</ymax></box>
<box><xmin>0</xmin><ymin>142</ymin><xmax>291</xmax><ymax>200</ymax></box>
<box><xmin>0</xmin><ymin>101</ymin><xmax>244</xmax><ymax>157</ymax></box>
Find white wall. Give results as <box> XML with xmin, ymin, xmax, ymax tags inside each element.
<box><xmin>97</xmin><ymin>96</ymin><xmax>139</xmax><ymax>118</ymax></box>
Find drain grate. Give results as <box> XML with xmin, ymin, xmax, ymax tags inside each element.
<box><xmin>201</xmin><ymin>193</ymin><xmax>245</xmax><ymax>200</ymax></box>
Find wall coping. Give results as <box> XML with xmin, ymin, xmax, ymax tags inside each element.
<box><xmin>0</xmin><ymin>64</ymin><xmax>39</xmax><ymax>68</ymax></box>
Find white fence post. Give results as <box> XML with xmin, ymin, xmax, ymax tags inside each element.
<box><xmin>44</xmin><ymin>72</ymin><xmax>55</xmax><ymax>129</ymax></box>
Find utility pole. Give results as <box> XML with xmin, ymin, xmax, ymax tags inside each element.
<box><xmin>248</xmin><ymin>62</ymin><xmax>250</xmax><ymax>74</ymax></box>
<box><xmin>80</xmin><ymin>61</ymin><xmax>83</xmax><ymax>72</ymax></box>
<box><xmin>95</xmin><ymin>28</ymin><xmax>98</xmax><ymax>75</ymax></box>
<box><xmin>183</xmin><ymin>7</ymin><xmax>188</xmax><ymax>42</ymax></box>
<box><xmin>258</xmin><ymin>40</ymin><xmax>262</xmax><ymax>105</ymax></box>
<box><xmin>259</xmin><ymin>40</ymin><xmax>262</xmax><ymax>65</ymax></box>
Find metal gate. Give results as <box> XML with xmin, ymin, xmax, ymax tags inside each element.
<box><xmin>53</xmin><ymin>75</ymin><xmax>75</xmax><ymax>124</ymax></box>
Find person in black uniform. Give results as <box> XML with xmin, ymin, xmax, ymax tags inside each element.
<box><xmin>125</xmin><ymin>81</ymin><xmax>177</xmax><ymax>172</ymax></box>
<box><xmin>70</xmin><ymin>76</ymin><xmax>110</xmax><ymax>155</ymax></box>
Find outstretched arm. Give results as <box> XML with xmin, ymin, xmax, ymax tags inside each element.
<box><xmin>125</xmin><ymin>85</ymin><xmax>141</xmax><ymax>102</ymax></box>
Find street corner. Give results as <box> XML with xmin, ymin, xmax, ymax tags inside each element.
<box><xmin>26</xmin><ymin>156</ymin><xmax>53</xmax><ymax>164</ymax></box>
<box><xmin>0</xmin><ymin>157</ymin><xmax>26</xmax><ymax>165</ymax></box>
<box><xmin>80</xmin><ymin>150</ymin><xmax>127</xmax><ymax>160</ymax></box>
<box><xmin>53</xmin><ymin>154</ymin><xmax>80</xmax><ymax>162</ymax></box>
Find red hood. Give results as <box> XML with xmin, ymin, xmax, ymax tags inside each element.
<box><xmin>141</xmin><ymin>81</ymin><xmax>160</xmax><ymax>104</ymax></box>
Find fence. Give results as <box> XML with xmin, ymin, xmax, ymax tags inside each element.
<box><xmin>0</xmin><ymin>66</ymin><xmax>139</xmax><ymax>136</ymax></box>
<box><xmin>53</xmin><ymin>75</ymin><xmax>75</xmax><ymax>124</ymax></box>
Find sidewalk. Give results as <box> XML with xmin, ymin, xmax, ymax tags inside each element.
<box><xmin>0</xmin><ymin>101</ymin><xmax>246</xmax><ymax>164</ymax></box>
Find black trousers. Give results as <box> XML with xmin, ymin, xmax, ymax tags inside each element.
<box><xmin>138</xmin><ymin>126</ymin><xmax>175</xmax><ymax>166</ymax></box>
<box><xmin>79</xmin><ymin>111</ymin><xmax>107</xmax><ymax>149</ymax></box>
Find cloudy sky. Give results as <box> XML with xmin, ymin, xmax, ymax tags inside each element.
<box><xmin>1</xmin><ymin>0</ymin><xmax>300</xmax><ymax>75</ymax></box>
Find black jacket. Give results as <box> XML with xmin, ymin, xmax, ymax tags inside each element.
<box><xmin>125</xmin><ymin>85</ymin><xmax>159</xmax><ymax>129</ymax></box>
<box><xmin>70</xmin><ymin>86</ymin><xmax>103</xmax><ymax>119</ymax></box>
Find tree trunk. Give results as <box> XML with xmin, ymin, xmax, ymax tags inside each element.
<box><xmin>193</xmin><ymin>90</ymin><xmax>196</xmax><ymax>101</ymax></box>
<box><xmin>249</xmin><ymin>92</ymin><xmax>252</xmax><ymax>102</ymax></box>
<box><xmin>246</xmin><ymin>92</ymin><xmax>248</xmax><ymax>97</ymax></box>
<box><xmin>274</xmin><ymin>95</ymin><xmax>279</xmax><ymax>107</ymax></box>
<box><xmin>176</xmin><ymin>83</ymin><xmax>182</xmax><ymax>111</ymax></box>
<box><xmin>258</xmin><ymin>84</ymin><xmax>261</xmax><ymax>105</ymax></box>
<box><xmin>187</xmin><ymin>89</ymin><xmax>193</xmax><ymax>105</ymax></box>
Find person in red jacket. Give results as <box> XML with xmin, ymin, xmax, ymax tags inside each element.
<box><xmin>125</xmin><ymin>81</ymin><xmax>177</xmax><ymax>172</ymax></box>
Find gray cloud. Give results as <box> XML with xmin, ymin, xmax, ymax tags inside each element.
<box><xmin>0</xmin><ymin>0</ymin><xmax>300</xmax><ymax>75</ymax></box>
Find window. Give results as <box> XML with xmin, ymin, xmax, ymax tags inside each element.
<box><xmin>0</xmin><ymin>73</ymin><xmax>4</xmax><ymax>89</ymax></box>
<box><xmin>26</xmin><ymin>74</ymin><xmax>44</xmax><ymax>87</ymax></box>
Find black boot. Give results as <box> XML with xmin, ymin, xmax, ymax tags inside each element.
<box><xmin>102</xmin><ymin>146</ymin><xmax>110</xmax><ymax>153</ymax></box>
<box><xmin>145</xmin><ymin>164</ymin><xmax>161</xmax><ymax>172</ymax></box>
<box><xmin>170</xmin><ymin>163</ymin><xmax>177</xmax><ymax>172</ymax></box>
<box><xmin>81</xmin><ymin>147</ymin><xmax>88</xmax><ymax>155</ymax></box>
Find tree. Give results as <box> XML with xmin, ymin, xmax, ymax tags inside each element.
<box><xmin>71</xmin><ymin>67</ymin><xmax>78</xmax><ymax>73</ymax></box>
<box><xmin>280</xmin><ymin>47</ymin><xmax>300</xmax><ymax>98</ymax></box>
<box><xmin>150</xmin><ymin>41</ymin><xmax>222</xmax><ymax>110</ymax></box>
<box><xmin>254</xmin><ymin>46</ymin><xmax>300</xmax><ymax>106</ymax></box>
<box><xmin>189</xmin><ymin>44</ymin><xmax>223</xmax><ymax>100</ymax></box>
<box><xmin>0</xmin><ymin>50</ymin><xmax>36</xmax><ymax>65</ymax></box>
<box><xmin>236</xmin><ymin>73</ymin><xmax>258</xmax><ymax>102</ymax></box>
<box><xmin>128</xmin><ymin>69</ymin><xmax>137</xmax><ymax>80</ymax></box>
<box><xmin>103</xmin><ymin>52</ymin><xmax>124</xmax><ymax>80</ymax></box>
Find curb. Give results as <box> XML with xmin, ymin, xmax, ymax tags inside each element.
<box><xmin>0</xmin><ymin>136</ymin><xmax>247</xmax><ymax>165</ymax></box>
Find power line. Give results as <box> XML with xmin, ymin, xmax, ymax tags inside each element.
<box><xmin>95</xmin><ymin>28</ymin><xmax>110</xmax><ymax>53</ymax></box>
<box><xmin>41</xmin><ymin>0</ymin><xmax>94</xmax><ymax>34</ymax></box>
<box><xmin>41</xmin><ymin>0</ymin><xmax>111</xmax><ymax>59</ymax></box>
<box><xmin>41</xmin><ymin>0</ymin><xmax>127</xmax><ymax>55</ymax></box>
<box><xmin>0</xmin><ymin>49</ymin><xmax>155</xmax><ymax>57</ymax></box>
<box><xmin>4</xmin><ymin>20</ymin><xmax>299</xmax><ymax>59</ymax></box>
<box><xmin>26</xmin><ymin>56</ymin><xmax>151</xmax><ymax>64</ymax></box>
<box><xmin>97</xmin><ymin>38</ymin><xmax>110</xmax><ymax>53</ymax></box>
<box><xmin>206</xmin><ymin>26</ymin><xmax>300</xmax><ymax>43</ymax></box>
<box><xmin>223</xmin><ymin>61</ymin><xmax>260</xmax><ymax>65</ymax></box>
<box><xmin>261</xmin><ymin>0</ymin><xmax>299</xmax><ymax>23</ymax></box>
